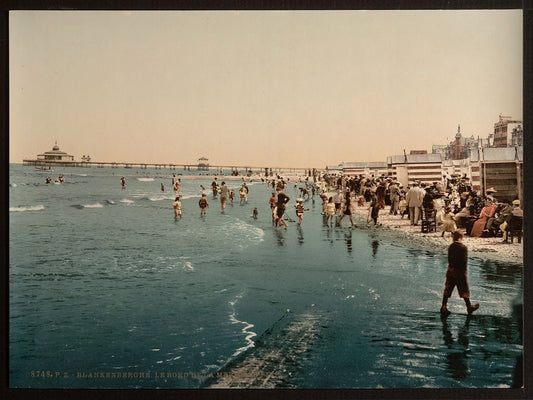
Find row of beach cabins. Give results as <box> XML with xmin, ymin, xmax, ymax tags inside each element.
<box><xmin>326</xmin><ymin>146</ymin><xmax>523</xmax><ymax>205</ymax></box>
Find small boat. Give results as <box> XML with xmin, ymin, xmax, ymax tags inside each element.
<box><xmin>35</xmin><ymin>167</ymin><xmax>54</xmax><ymax>172</ymax></box>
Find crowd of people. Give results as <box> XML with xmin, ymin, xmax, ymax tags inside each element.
<box><xmin>116</xmin><ymin>170</ymin><xmax>523</xmax><ymax>243</ymax></box>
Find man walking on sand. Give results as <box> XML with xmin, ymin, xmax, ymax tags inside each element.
<box><xmin>440</xmin><ymin>231</ymin><xmax>479</xmax><ymax>316</ymax></box>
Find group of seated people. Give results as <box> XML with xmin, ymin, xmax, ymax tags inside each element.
<box><xmin>454</xmin><ymin>197</ymin><xmax>523</xmax><ymax>241</ymax></box>
<box><xmin>421</xmin><ymin>187</ymin><xmax>523</xmax><ymax>242</ymax></box>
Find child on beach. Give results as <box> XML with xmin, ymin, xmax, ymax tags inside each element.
<box><xmin>173</xmin><ymin>196</ymin><xmax>182</xmax><ymax>219</ymax></box>
<box><xmin>441</xmin><ymin>206</ymin><xmax>457</xmax><ymax>237</ymax></box>
<box><xmin>294</xmin><ymin>198</ymin><xmax>309</xmax><ymax>225</ymax></box>
<box><xmin>239</xmin><ymin>185</ymin><xmax>247</xmax><ymax>204</ymax></box>
<box><xmin>269</xmin><ymin>192</ymin><xmax>278</xmax><ymax>222</ymax></box>
<box><xmin>199</xmin><ymin>194</ymin><xmax>208</xmax><ymax>216</ymax></box>
<box><xmin>229</xmin><ymin>189</ymin><xmax>235</xmax><ymax>205</ymax></box>
<box><xmin>369</xmin><ymin>191</ymin><xmax>380</xmax><ymax>225</ymax></box>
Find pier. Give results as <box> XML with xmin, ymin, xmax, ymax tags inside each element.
<box><xmin>22</xmin><ymin>159</ymin><xmax>317</xmax><ymax>174</ymax></box>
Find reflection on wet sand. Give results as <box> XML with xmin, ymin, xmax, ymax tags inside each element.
<box><xmin>441</xmin><ymin>314</ymin><xmax>472</xmax><ymax>381</ymax></box>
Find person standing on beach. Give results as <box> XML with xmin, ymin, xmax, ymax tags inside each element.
<box><xmin>440</xmin><ymin>231</ymin><xmax>479</xmax><ymax>316</ymax></box>
<box><xmin>219</xmin><ymin>181</ymin><xmax>229</xmax><ymax>212</ymax></box>
<box><xmin>239</xmin><ymin>184</ymin><xmax>248</xmax><ymax>205</ymax></box>
<box><xmin>211</xmin><ymin>178</ymin><xmax>218</xmax><ymax>197</ymax></box>
<box><xmin>369</xmin><ymin>190</ymin><xmax>380</xmax><ymax>225</ymax></box>
<box><xmin>326</xmin><ymin>197</ymin><xmax>336</xmax><ymax>227</ymax></box>
<box><xmin>173</xmin><ymin>195</ymin><xmax>182</xmax><ymax>219</ymax></box>
<box><xmin>333</xmin><ymin>190</ymin><xmax>343</xmax><ymax>216</ymax></box>
<box><xmin>275</xmin><ymin>186</ymin><xmax>290</xmax><ymax>228</ymax></box>
<box><xmin>406</xmin><ymin>182</ymin><xmax>423</xmax><ymax>225</ymax></box>
<box><xmin>389</xmin><ymin>181</ymin><xmax>400</xmax><ymax>215</ymax></box>
<box><xmin>229</xmin><ymin>188</ymin><xmax>235</xmax><ymax>205</ymax></box>
<box><xmin>174</xmin><ymin>178</ymin><xmax>181</xmax><ymax>195</ymax></box>
<box><xmin>199</xmin><ymin>193</ymin><xmax>209</xmax><ymax>216</ymax></box>
<box><xmin>337</xmin><ymin>190</ymin><xmax>356</xmax><ymax>227</ymax></box>
<box><xmin>294</xmin><ymin>198</ymin><xmax>309</xmax><ymax>225</ymax></box>
<box><xmin>269</xmin><ymin>192</ymin><xmax>278</xmax><ymax>222</ymax></box>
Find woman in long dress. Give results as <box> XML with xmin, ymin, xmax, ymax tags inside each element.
<box><xmin>470</xmin><ymin>199</ymin><xmax>498</xmax><ymax>237</ymax></box>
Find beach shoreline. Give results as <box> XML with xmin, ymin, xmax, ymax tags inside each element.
<box><xmin>349</xmin><ymin>203</ymin><xmax>523</xmax><ymax>265</ymax></box>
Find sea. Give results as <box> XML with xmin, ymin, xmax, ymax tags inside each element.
<box><xmin>9</xmin><ymin>163</ymin><xmax>523</xmax><ymax>389</ymax></box>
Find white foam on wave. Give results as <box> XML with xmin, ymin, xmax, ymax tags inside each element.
<box><xmin>137</xmin><ymin>178</ymin><xmax>155</xmax><ymax>182</ymax></box>
<box><xmin>148</xmin><ymin>194</ymin><xmax>175</xmax><ymax>202</ymax></box>
<box><xmin>179</xmin><ymin>194</ymin><xmax>198</xmax><ymax>200</ymax></box>
<box><xmin>182</xmin><ymin>261</ymin><xmax>195</xmax><ymax>272</ymax></box>
<box><xmin>223</xmin><ymin>219</ymin><xmax>264</xmax><ymax>248</ymax></box>
<box><xmin>120</xmin><ymin>199</ymin><xmax>134</xmax><ymax>204</ymax></box>
<box><xmin>83</xmin><ymin>203</ymin><xmax>104</xmax><ymax>208</ymax></box>
<box><xmin>10</xmin><ymin>204</ymin><xmax>45</xmax><ymax>212</ymax></box>
<box><xmin>229</xmin><ymin>294</ymin><xmax>257</xmax><ymax>357</ymax></box>
<box><xmin>10</xmin><ymin>183</ymin><xmax>17</xmax><ymax>188</ymax></box>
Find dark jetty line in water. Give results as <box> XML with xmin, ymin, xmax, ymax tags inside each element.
<box><xmin>202</xmin><ymin>310</ymin><xmax>327</xmax><ymax>388</ymax></box>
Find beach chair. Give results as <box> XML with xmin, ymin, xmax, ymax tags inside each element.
<box><xmin>505</xmin><ymin>215</ymin><xmax>523</xmax><ymax>244</ymax></box>
<box><xmin>421</xmin><ymin>208</ymin><xmax>437</xmax><ymax>233</ymax></box>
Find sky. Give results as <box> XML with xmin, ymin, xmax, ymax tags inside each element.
<box><xmin>9</xmin><ymin>10</ymin><xmax>523</xmax><ymax>168</ymax></box>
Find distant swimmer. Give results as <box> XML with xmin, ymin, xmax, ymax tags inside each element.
<box><xmin>200</xmin><ymin>185</ymin><xmax>207</xmax><ymax>196</ymax></box>
<box><xmin>173</xmin><ymin>196</ymin><xmax>182</xmax><ymax>219</ymax></box>
<box><xmin>219</xmin><ymin>181</ymin><xmax>229</xmax><ymax>212</ymax></box>
<box><xmin>58</xmin><ymin>175</ymin><xmax>64</xmax><ymax>183</ymax></box>
<box><xmin>294</xmin><ymin>198</ymin><xmax>309</xmax><ymax>225</ymax></box>
<box><xmin>45</xmin><ymin>177</ymin><xmax>52</xmax><ymax>184</ymax></box>
<box><xmin>199</xmin><ymin>193</ymin><xmax>209</xmax><ymax>216</ymax></box>
<box><xmin>120</xmin><ymin>177</ymin><xmax>126</xmax><ymax>189</ymax></box>
<box><xmin>161</xmin><ymin>183</ymin><xmax>165</xmax><ymax>192</ymax></box>
<box><xmin>252</xmin><ymin>207</ymin><xmax>258</xmax><ymax>219</ymax></box>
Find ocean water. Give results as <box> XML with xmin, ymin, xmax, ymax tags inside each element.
<box><xmin>9</xmin><ymin>164</ymin><xmax>523</xmax><ymax>389</ymax></box>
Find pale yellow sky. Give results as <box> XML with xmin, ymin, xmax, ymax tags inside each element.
<box><xmin>9</xmin><ymin>10</ymin><xmax>522</xmax><ymax>168</ymax></box>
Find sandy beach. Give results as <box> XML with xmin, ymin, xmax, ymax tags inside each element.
<box><xmin>349</xmin><ymin>202</ymin><xmax>523</xmax><ymax>265</ymax></box>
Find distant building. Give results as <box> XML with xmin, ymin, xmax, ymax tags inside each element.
<box><xmin>197</xmin><ymin>157</ymin><xmax>210</xmax><ymax>171</ymax></box>
<box><xmin>36</xmin><ymin>142</ymin><xmax>74</xmax><ymax>162</ymax></box>
<box><xmin>325</xmin><ymin>164</ymin><xmax>343</xmax><ymax>174</ymax></box>
<box><xmin>387</xmin><ymin>153</ymin><xmax>443</xmax><ymax>187</ymax></box>
<box><xmin>433</xmin><ymin>124</ymin><xmax>493</xmax><ymax>161</ymax></box>
<box><xmin>470</xmin><ymin>146</ymin><xmax>523</xmax><ymax>203</ymax></box>
<box><xmin>340</xmin><ymin>161</ymin><xmax>387</xmax><ymax>177</ymax></box>
<box><xmin>493</xmin><ymin>114</ymin><xmax>522</xmax><ymax>147</ymax></box>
